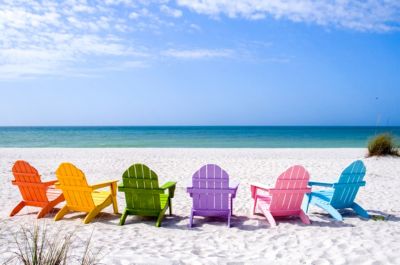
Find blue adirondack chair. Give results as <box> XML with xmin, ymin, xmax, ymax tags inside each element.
<box><xmin>303</xmin><ymin>160</ymin><xmax>369</xmax><ymax>221</ymax></box>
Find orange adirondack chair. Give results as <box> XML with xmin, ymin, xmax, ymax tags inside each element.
<box><xmin>10</xmin><ymin>160</ymin><xmax>65</xmax><ymax>218</ymax></box>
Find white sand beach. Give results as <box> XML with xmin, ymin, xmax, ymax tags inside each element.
<box><xmin>0</xmin><ymin>148</ymin><xmax>399</xmax><ymax>265</ymax></box>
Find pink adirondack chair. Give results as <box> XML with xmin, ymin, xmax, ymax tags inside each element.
<box><xmin>187</xmin><ymin>164</ymin><xmax>239</xmax><ymax>227</ymax></box>
<box><xmin>250</xmin><ymin>165</ymin><xmax>311</xmax><ymax>227</ymax></box>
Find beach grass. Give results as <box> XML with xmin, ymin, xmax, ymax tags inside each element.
<box><xmin>367</xmin><ymin>133</ymin><xmax>399</xmax><ymax>157</ymax></box>
<box><xmin>8</xmin><ymin>222</ymin><xmax>102</xmax><ymax>265</ymax></box>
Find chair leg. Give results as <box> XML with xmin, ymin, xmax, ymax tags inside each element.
<box><xmin>188</xmin><ymin>209</ymin><xmax>194</xmax><ymax>228</ymax></box>
<box><xmin>264</xmin><ymin>211</ymin><xmax>277</xmax><ymax>227</ymax></box>
<box><xmin>168</xmin><ymin>198</ymin><xmax>172</xmax><ymax>215</ymax></box>
<box><xmin>230</xmin><ymin>197</ymin><xmax>233</xmax><ymax>216</ymax></box>
<box><xmin>259</xmin><ymin>204</ymin><xmax>277</xmax><ymax>227</ymax></box>
<box><xmin>37</xmin><ymin>195</ymin><xmax>65</xmax><ymax>219</ymax></box>
<box><xmin>111</xmin><ymin>195</ymin><xmax>119</xmax><ymax>214</ymax></box>
<box><xmin>302</xmin><ymin>194</ymin><xmax>311</xmax><ymax>213</ymax></box>
<box><xmin>84</xmin><ymin>206</ymin><xmax>102</xmax><ymax>224</ymax></box>
<box><xmin>54</xmin><ymin>205</ymin><xmax>69</xmax><ymax>221</ymax></box>
<box><xmin>299</xmin><ymin>210</ymin><xmax>311</xmax><ymax>225</ymax></box>
<box><xmin>227</xmin><ymin>212</ymin><xmax>231</xmax><ymax>228</ymax></box>
<box><xmin>119</xmin><ymin>209</ymin><xmax>128</xmax><ymax>226</ymax></box>
<box><xmin>351</xmin><ymin>202</ymin><xmax>369</xmax><ymax>219</ymax></box>
<box><xmin>37</xmin><ymin>204</ymin><xmax>52</xmax><ymax>219</ymax></box>
<box><xmin>10</xmin><ymin>201</ymin><xmax>26</xmax><ymax>217</ymax></box>
<box><xmin>156</xmin><ymin>206</ymin><xmax>168</xmax><ymax>227</ymax></box>
<box><xmin>110</xmin><ymin>182</ymin><xmax>118</xmax><ymax>214</ymax></box>
<box><xmin>318</xmin><ymin>203</ymin><xmax>343</xmax><ymax>221</ymax></box>
<box><xmin>252</xmin><ymin>198</ymin><xmax>257</xmax><ymax>214</ymax></box>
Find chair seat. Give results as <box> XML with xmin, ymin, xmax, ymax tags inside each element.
<box><xmin>256</xmin><ymin>195</ymin><xmax>272</xmax><ymax>201</ymax></box>
<box><xmin>159</xmin><ymin>194</ymin><xmax>169</xmax><ymax>209</ymax></box>
<box><xmin>257</xmin><ymin>195</ymin><xmax>272</xmax><ymax>203</ymax></box>
<box><xmin>309</xmin><ymin>190</ymin><xmax>332</xmax><ymax>205</ymax></box>
<box><xmin>46</xmin><ymin>187</ymin><xmax>63</xmax><ymax>201</ymax></box>
<box><xmin>92</xmin><ymin>191</ymin><xmax>112</xmax><ymax>206</ymax></box>
<box><xmin>315</xmin><ymin>190</ymin><xmax>333</xmax><ymax>197</ymax></box>
<box><xmin>257</xmin><ymin>196</ymin><xmax>272</xmax><ymax>210</ymax></box>
<box><xmin>312</xmin><ymin>190</ymin><xmax>333</xmax><ymax>199</ymax></box>
<box><xmin>124</xmin><ymin>194</ymin><xmax>169</xmax><ymax>210</ymax></box>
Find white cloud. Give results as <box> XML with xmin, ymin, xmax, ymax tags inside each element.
<box><xmin>2</xmin><ymin>0</ymin><xmax>395</xmax><ymax>80</ymax></box>
<box><xmin>0</xmin><ymin>0</ymin><xmax>151</xmax><ymax>79</ymax></box>
<box><xmin>160</xmin><ymin>5</ymin><xmax>183</xmax><ymax>18</ymax></box>
<box><xmin>177</xmin><ymin>0</ymin><xmax>400</xmax><ymax>31</ymax></box>
<box><xmin>104</xmin><ymin>0</ymin><xmax>135</xmax><ymax>7</ymax></box>
<box><xmin>163</xmin><ymin>49</ymin><xmax>233</xmax><ymax>59</ymax></box>
<box><xmin>129</xmin><ymin>12</ymin><xmax>140</xmax><ymax>19</ymax></box>
<box><xmin>189</xmin><ymin>23</ymin><xmax>201</xmax><ymax>31</ymax></box>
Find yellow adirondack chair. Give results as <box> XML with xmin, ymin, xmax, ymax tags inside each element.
<box><xmin>54</xmin><ymin>163</ymin><xmax>118</xmax><ymax>224</ymax></box>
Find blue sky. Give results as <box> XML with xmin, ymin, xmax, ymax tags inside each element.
<box><xmin>0</xmin><ymin>0</ymin><xmax>399</xmax><ymax>126</ymax></box>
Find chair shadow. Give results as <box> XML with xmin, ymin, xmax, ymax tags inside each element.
<box><xmin>252</xmin><ymin>212</ymin><xmax>356</xmax><ymax>228</ymax></box>
<box><xmin>107</xmin><ymin>214</ymin><xmax>264</xmax><ymax>231</ymax></box>
<box><xmin>13</xmin><ymin>208</ymin><xmax>398</xmax><ymax>230</ymax></box>
<box><xmin>231</xmin><ymin>215</ymin><xmax>270</xmax><ymax>231</ymax></box>
<box><xmin>307</xmin><ymin>208</ymin><xmax>400</xmax><ymax>224</ymax></box>
<box><xmin>94</xmin><ymin>213</ymin><xmax>187</xmax><ymax>227</ymax></box>
<box><xmin>167</xmin><ymin>215</ymin><xmax>240</xmax><ymax>230</ymax></box>
<box><xmin>49</xmin><ymin>211</ymin><xmax>358</xmax><ymax>230</ymax></box>
<box><xmin>366</xmin><ymin>210</ymin><xmax>400</xmax><ymax>222</ymax></box>
<box><xmin>307</xmin><ymin>217</ymin><xmax>355</xmax><ymax>228</ymax></box>
<box><xmin>162</xmin><ymin>214</ymin><xmax>322</xmax><ymax>231</ymax></box>
<box><xmin>33</xmin><ymin>208</ymin><xmax>121</xmax><ymax>225</ymax></box>
<box><xmin>7</xmin><ymin>207</ymin><xmax>62</xmax><ymax>219</ymax></box>
<box><xmin>307</xmin><ymin>210</ymin><xmax>363</xmax><ymax>224</ymax></box>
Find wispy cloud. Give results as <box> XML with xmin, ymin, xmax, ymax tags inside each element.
<box><xmin>0</xmin><ymin>0</ymin><xmax>153</xmax><ymax>79</ymax></box>
<box><xmin>177</xmin><ymin>0</ymin><xmax>400</xmax><ymax>32</ymax></box>
<box><xmin>0</xmin><ymin>0</ymin><xmax>186</xmax><ymax>79</ymax></box>
<box><xmin>160</xmin><ymin>5</ymin><xmax>183</xmax><ymax>18</ymax></box>
<box><xmin>163</xmin><ymin>49</ymin><xmax>234</xmax><ymax>59</ymax></box>
<box><xmin>1</xmin><ymin>0</ymin><xmax>399</xmax><ymax>80</ymax></box>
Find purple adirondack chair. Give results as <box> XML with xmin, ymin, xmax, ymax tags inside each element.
<box><xmin>187</xmin><ymin>164</ymin><xmax>239</xmax><ymax>227</ymax></box>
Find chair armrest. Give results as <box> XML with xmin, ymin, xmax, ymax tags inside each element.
<box><xmin>160</xmin><ymin>181</ymin><xmax>177</xmax><ymax>198</ymax></box>
<box><xmin>250</xmin><ymin>182</ymin><xmax>271</xmax><ymax>199</ymax></box>
<box><xmin>333</xmin><ymin>181</ymin><xmax>366</xmax><ymax>188</ymax></box>
<box><xmin>91</xmin><ymin>180</ymin><xmax>119</xmax><ymax>190</ymax></box>
<box><xmin>308</xmin><ymin>181</ymin><xmax>334</xmax><ymax>187</ymax></box>
<box><xmin>12</xmin><ymin>180</ymin><xmax>58</xmax><ymax>188</ymax></box>
<box><xmin>230</xmin><ymin>180</ymin><xmax>240</xmax><ymax>190</ymax></box>
<box><xmin>250</xmin><ymin>183</ymin><xmax>271</xmax><ymax>192</ymax></box>
<box><xmin>230</xmin><ymin>183</ymin><xmax>239</xmax><ymax>198</ymax></box>
<box><xmin>42</xmin><ymin>180</ymin><xmax>58</xmax><ymax>186</ymax></box>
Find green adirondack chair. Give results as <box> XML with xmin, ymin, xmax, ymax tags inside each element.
<box><xmin>118</xmin><ymin>164</ymin><xmax>177</xmax><ymax>227</ymax></box>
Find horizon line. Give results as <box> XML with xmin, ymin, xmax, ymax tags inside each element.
<box><xmin>1</xmin><ymin>125</ymin><xmax>400</xmax><ymax>128</ymax></box>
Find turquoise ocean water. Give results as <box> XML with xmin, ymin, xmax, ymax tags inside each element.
<box><xmin>0</xmin><ymin>126</ymin><xmax>399</xmax><ymax>148</ymax></box>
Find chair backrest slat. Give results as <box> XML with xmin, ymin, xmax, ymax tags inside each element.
<box><xmin>12</xmin><ymin>160</ymin><xmax>49</xmax><ymax>202</ymax></box>
<box><xmin>331</xmin><ymin>160</ymin><xmax>366</xmax><ymax>208</ymax></box>
<box><xmin>191</xmin><ymin>164</ymin><xmax>230</xmax><ymax>211</ymax></box>
<box><xmin>121</xmin><ymin>164</ymin><xmax>161</xmax><ymax>210</ymax></box>
<box><xmin>56</xmin><ymin>163</ymin><xmax>94</xmax><ymax>210</ymax></box>
<box><xmin>269</xmin><ymin>165</ymin><xmax>310</xmax><ymax>212</ymax></box>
